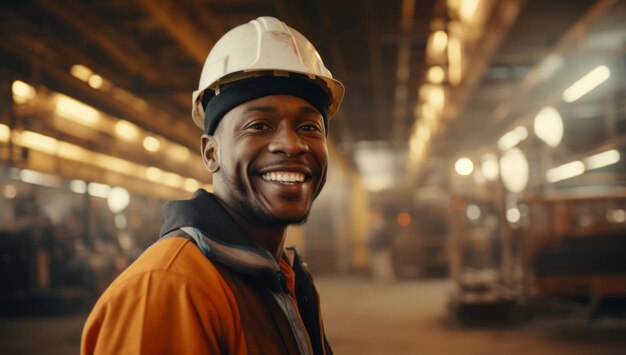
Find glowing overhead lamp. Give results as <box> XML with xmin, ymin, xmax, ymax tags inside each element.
<box><xmin>497</xmin><ymin>126</ymin><xmax>527</xmax><ymax>151</ymax></box>
<box><xmin>480</xmin><ymin>153</ymin><xmax>499</xmax><ymax>181</ymax></box>
<box><xmin>584</xmin><ymin>149</ymin><xmax>620</xmax><ymax>170</ymax></box>
<box><xmin>506</xmin><ymin>207</ymin><xmax>521</xmax><ymax>223</ymax></box>
<box><xmin>143</xmin><ymin>136</ymin><xmax>161</xmax><ymax>152</ymax></box>
<box><xmin>428</xmin><ymin>30</ymin><xmax>448</xmax><ymax>56</ymax></box>
<box><xmin>70</xmin><ymin>180</ymin><xmax>87</xmax><ymax>194</ymax></box>
<box><xmin>546</xmin><ymin>161</ymin><xmax>585</xmax><ymax>183</ymax></box>
<box><xmin>427</xmin><ymin>66</ymin><xmax>445</xmax><ymax>84</ymax></box>
<box><xmin>88</xmin><ymin>182</ymin><xmax>111</xmax><ymax>198</ymax></box>
<box><xmin>460</xmin><ymin>0</ymin><xmax>481</xmax><ymax>22</ymax></box>
<box><xmin>88</xmin><ymin>74</ymin><xmax>104</xmax><ymax>89</ymax></box>
<box><xmin>420</xmin><ymin>85</ymin><xmax>445</xmax><ymax>111</ymax></box>
<box><xmin>146</xmin><ymin>166</ymin><xmax>163</xmax><ymax>181</ymax></box>
<box><xmin>499</xmin><ymin>148</ymin><xmax>529</xmax><ymax>193</ymax></box>
<box><xmin>17</xmin><ymin>131</ymin><xmax>58</xmax><ymax>153</ymax></box>
<box><xmin>115</xmin><ymin>120</ymin><xmax>140</xmax><ymax>141</ymax></box>
<box><xmin>455</xmin><ymin>157</ymin><xmax>474</xmax><ymax>176</ymax></box>
<box><xmin>447</xmin><ymin>37</ymin><xmax>462</xmax><ymax>85</ymax></box>
<box><xmin>466</xmin><ymin>204</ymin><xmax>481</xmax><ymax>221</ymax></box>
<box><xmin>71</xmin><ymin>64</ymin><xmax>93</xmax><ymax>81</ymax></box>
<box><xmin>533</xmin><ymin>106</ymin><xmax>563</xmax><ymax>147</ymax></box>
<box><xmin>12</xmin><ymin>80</ymin><xmax>37</xmax><ymax>104</ymax></box>
<box><xmin>562</xmin><ymin>65</ymin><xmax>610</xmax><ymax>103</ymax></box>
<box><xmin>107</xmin><ymin>187</ymin><xmax>130</xmax><ymax>213</ymax></box>
<box><xmin>19</xmin><ymin>169</ymin><xmax>62</xmax><ymax>188</ymax></box>
<box><xmin>0</xmin><ymin>123</ymin><xmax>10</xmax><ymax>142</ymax></box>
<box><xmin>54</xmin><ymin>94</ymin><xmax>100</xmax><ymax>125</ymax></box>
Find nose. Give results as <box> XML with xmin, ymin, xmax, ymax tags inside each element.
<box><xmin>268</xmin><ymin>126</ymin><xmax>308</xmax><ymax>156</ymax></box>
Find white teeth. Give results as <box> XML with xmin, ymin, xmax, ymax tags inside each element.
<box><xmin>262</xmin><ymin>171</ymin><xmax>305</xmax><ymax>184</ymax></box>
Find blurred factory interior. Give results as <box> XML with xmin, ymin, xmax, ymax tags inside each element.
<box><xmin>1</xmin><ymin>0</ymin><xmax>626</xmax><ymax>354</ymax></box>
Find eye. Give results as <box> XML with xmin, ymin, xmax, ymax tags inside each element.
<box><xmin>246</xmin><ymin>122</ymin><xmax>272</xmax><ymax>131</ymax></box>
<box><xmin>299</xmin><ymin>123</ymin><xmax>323</xmax><ymax>133</ymax></box>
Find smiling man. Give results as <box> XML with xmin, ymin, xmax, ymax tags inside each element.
<box><xmin>81</xmin><ymin>16</ymin><xmax>343</xmax><ymax>355</ymax></box>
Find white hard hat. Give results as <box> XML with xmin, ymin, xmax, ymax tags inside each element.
<box><xmin>192</xmin><ymin>16</ymin><xmax>344</xmax><ymax>130</ymax></box>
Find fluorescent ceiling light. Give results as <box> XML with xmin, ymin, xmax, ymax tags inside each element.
<box><xmin>584</xmin><ymin>149</ymin><xmax>620</xmax><ymax>170</ymax></box>
<box><xmin>70</xmin><ymin>64</ymin><xmax>93</xmax><ymax>81</ymax></box>
<box><xmin>11</xmin><ymin>129</ymin><xmax>205</xmax><ymax>193</ymax></box>
<box><xmin>88</xmin><ymin>182</ymin><xmax>111</xmax><ymax>198</ymax></box>
<box><xmin>54</xmin><ymin>94</ymin><xmax>100</xmax><ymax>125</ymax></box>
<box><xmin>19</xmin><ymin>169</ymin><xmax>63</xmax><ymax>188</ymax></box>
<box><xmin>12</xmin><ymin>80</ymin><xmax>36</xmax><ymax>104</ymax></box>
<box><xmin>70</xmin><ymin>180</ymin><xmax>87</xmax><ymax>194</ymax></box>
<box><xmin>115</xmin><ymin>120</ymin><xmax>140</xmax><ymax>141</ymax></box>
<box><xmin>497</xmin><ymin>126</ymin><xmax>527</xmax><ymax>151</ymax></box>
<box><xmin>546</xmin><ymin>161</ymin><xmax>585</xmax><ymax>183</ymax></box>
<box><xmin>562</xmin><ymin>65</ymin><xmax>610</xmax><ymax>103</ymax></box>
<box><xmin>0</xmin><ymin>123</ymin><xmax>10</xmax><ymax>142</ymax></box>
<box><xmin>143</xmin><ymin>136</ymin><xmax>161</xmax><ymax>152</ymax></box>
<box><xmin>427</xmin><ymin>66</ymin><xmax>445</xmax><ymax>84</ymax></box>
<box><xmin>460</xmin><ymin>0</ymin><xmax>480</xmax><ymax>22</ymax></box>
<box><xmin>88</xmin><ymin>74</ymin><xmax>104</xmax><ymax>89</ymax></box>
<box><xmin>429</xmin><ymin>30</ymin><xmax>448</xmax><ymax>56</ymax></box>
<box><xmin>448</xmin><ymin>37</ymin><xmax>462</xmax><ymax>85</ymax></box>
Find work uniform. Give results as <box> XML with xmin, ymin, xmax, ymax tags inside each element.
<box><xmin>81</xmin><ymin>189</ymin><xmax>332</xmax><ymax>355</ymax></box>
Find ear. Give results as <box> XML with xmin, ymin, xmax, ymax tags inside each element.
<box><xmin>201</xmin><ymin>134</ymin><xmax>220</xmax><ymax>173</ymax></box>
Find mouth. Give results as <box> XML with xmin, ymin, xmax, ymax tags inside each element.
<box><xmin>261</xmin><ymin>171</ymin><xmax>307</xmax><ymax>185</ymax></box>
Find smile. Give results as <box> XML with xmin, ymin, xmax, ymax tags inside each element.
<box><xmin>261</xmin><ymin>171</ymin><xmax>306</xmax><ymax>184</ymax></box>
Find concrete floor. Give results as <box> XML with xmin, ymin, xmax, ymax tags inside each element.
<box><xmin>1</xmin><ymin>277</ymin><xmax>625</xmax><ymax>354</ymax></box>
<box><xmin>317</xmin><ymin>277</ymin><xmax>626</xmax><ymax>355</ymax></box>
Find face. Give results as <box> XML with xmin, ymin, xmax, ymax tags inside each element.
<box><xmin>202</xmin><ymin>95</ymin><xmax>328</xmax><ymax>227</ymax></box>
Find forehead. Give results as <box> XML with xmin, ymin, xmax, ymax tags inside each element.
<box><xmin>235</xmin><ymin>95</ymin><xmax>321</xmax><ymax>116</ymax></box>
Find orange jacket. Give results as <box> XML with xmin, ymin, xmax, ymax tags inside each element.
<box><xmin>82</xmin><ymin>190</ymin><xmax>332</xmax><ymax>355</ymax></box>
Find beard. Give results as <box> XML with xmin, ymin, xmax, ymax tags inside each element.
<box><xmin>221</xmin><ymin>171</ymin><xmax>310</xmax><ymax>228</ymax></box>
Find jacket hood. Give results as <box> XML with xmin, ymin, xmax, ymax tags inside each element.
<box><xmin>160</xmin><ymin>189</ymin><xmax>257</xmax><ymax>248</ymax></box>
<box><xmin>160</xmin><ymin>189</ymin><xmax>283</xmax><ymax>286</ymax></box>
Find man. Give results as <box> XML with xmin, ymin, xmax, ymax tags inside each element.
<box><xmin>81</xmin><ymin>16</ymin><xmax>343</xmax><ymax>355</ymax></box>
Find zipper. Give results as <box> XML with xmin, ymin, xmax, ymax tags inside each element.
<box><xmin>272</xmin><ymin>286</ymin><xmax>313</xmax><ymax>355</ymax></box>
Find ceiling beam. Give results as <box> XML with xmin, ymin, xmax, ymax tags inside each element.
<box><xmin>316</xmin><ymin>0</ymin><xmax>355</xmax><ymax>148</ymax></box>
<box><xmin>438</xmin><ymin>0</ymin><xmax>527</xmax><ymax>151</ymax></box>
<box><xmin>137</xmin><ymin>0</ymin><xmax>220</xmax><ymax>63</ymax></box>
<box><xmin>488</xmin><ymin>0</ymin><xmax>618</xmax><ymax>128</ymax></box>
<box><xmin>270</xmin><ymin>0</ymin><xmax>308</xmax><ymax>33</ymax></box>
<box><xmin>0</xmin><ymin>37</ymin><xmax>199</xmax><ymax>151</ymax></box>
<box><xmin>38</xmin><ymin>0</ymin><xmax>160</xmax><ymax>83</ymax></box>
<box><xmin>391</xmin><ymin>0</ymin><xmax>416</xmax><ymax>142</ymax></box>
<box><xmin>365</xmin><ymin>0</ymin><xmax>388</xmax><ymax>135</ymax></box>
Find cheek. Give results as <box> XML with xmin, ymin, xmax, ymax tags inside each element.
<box><xmin>316</xmin><ymin>144</ymin><xmax>329</xmax><ymax>170</ymax></box>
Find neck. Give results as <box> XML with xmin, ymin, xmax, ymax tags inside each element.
<box><xmin>213</xmin><ymin>193</ymin><xmax>287</xmax><ymax>262</ymax></box>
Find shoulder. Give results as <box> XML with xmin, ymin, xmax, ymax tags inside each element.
<box><xmin>82</xmin><ymin>237</ymin><xmax>245</xmax><ymax>354</ymax></box>
<box><xmin>96</xmin><ymin>237</ymin><xmax>235</xmax><ymax>307</ymax></box>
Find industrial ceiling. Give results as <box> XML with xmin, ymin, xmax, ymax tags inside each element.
<box><xmin>1</xmin><ymin>0</ymin><xmax>624</xmax><ymax>196</ymax></box>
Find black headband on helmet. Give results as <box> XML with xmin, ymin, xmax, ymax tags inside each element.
<box><xmin>202</xmin><ymin>75</ymin><xmax>330</xmax><ymax>135</ymax></box>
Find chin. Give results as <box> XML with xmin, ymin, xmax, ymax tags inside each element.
<box><xmin>254</xmin><ymin>204</ymin><xmax>311</xmax><ymax>227</ymax></box>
